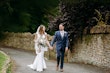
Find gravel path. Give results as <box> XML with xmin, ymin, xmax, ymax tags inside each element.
<box><xmin>1</xmin><ymin>47</ymin><xmax>109</xmax><ymax>73</ymax></box>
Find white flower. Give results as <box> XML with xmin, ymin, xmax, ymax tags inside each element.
<box><xmin>38</xmin><ymin>37</ymin><xmax>47</xmax><ymax>47</ymax></box>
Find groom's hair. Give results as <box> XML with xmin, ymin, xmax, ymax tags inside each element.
<box><xmin>59</xmin><ymin>23</ymin><xmax>64</xmax><ymax>27</ymax></box>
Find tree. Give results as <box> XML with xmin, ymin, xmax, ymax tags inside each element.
<box><xmin>0</xmin><ymin>0</ymin><xmax>59</xmax><ymax>33</ymax></box>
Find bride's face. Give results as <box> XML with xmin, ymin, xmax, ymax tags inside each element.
<box><xmin>43</xmin><ymin>27</ymin><xmax>45</xmax><ymax>32</ymax></box>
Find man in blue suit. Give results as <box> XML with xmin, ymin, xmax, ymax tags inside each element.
<box><xmin>51</xmin><ymin>23</ymin><xmax>69</xmax><ymax>72</ymax></box>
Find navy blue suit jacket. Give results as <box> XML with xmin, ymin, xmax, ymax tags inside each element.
<box><xmin>51</xmin><ymin>31</ymin><xmax>69</xmax><ymax>51</ymax></box>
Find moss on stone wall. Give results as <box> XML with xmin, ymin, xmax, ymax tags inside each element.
<box><xmin>84</xmin><ymin>35</ymin><xmax>93</xmax><ymax>44</ymax></box>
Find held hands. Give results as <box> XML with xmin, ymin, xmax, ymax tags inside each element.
<box><xmin>49</xmin><ymin>46</ymin><xmax>53</xmax><ymax>50</ymax></box>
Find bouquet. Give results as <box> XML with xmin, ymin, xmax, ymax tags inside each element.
<box><xmin>38</xmin><ymin>37</ymin><xmax>47</xmax><ymax>47</ymax></box>
<box><xmin>37</xmin><ymin>37</ymin><xmax>47</xmax><ymax>53</ymax></box>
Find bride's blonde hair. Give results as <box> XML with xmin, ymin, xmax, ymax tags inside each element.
<box><xmin>39</xmin><ymin>25</ymin><xmax>45</xmax><ymax>34</ymax></box>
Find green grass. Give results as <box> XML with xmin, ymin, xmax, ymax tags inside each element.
<box><xmin>6</xmin><ymin>63</ymin><xmax>12</xmax><ymax>73</ymax></box>
<box><xmin>0</xmin><ymin>52</ymin><xmax>7</xmax><ymax>72</ymax></box>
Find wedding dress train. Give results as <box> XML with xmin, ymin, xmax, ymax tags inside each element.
<box><xmin>28</xmin><ymin>51</ymin><xmax>46</xmax><ymax>72</ymax></box>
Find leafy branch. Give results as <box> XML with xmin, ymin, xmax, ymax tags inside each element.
<box><xmin>93</xmin><ymin>9</ymin><xmax>110</xmax><ymax>26</ymax></box>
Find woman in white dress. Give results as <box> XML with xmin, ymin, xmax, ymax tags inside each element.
<box><xmin>28</xmin><ymin>25</ymin><xmax>52</xmax><ymax>72</ymax></box>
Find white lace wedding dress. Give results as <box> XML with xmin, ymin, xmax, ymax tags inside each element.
<box><xmin>28</xmin><ymin>33</ymin><xmax>48</xmax><ymax>72</ymax></box>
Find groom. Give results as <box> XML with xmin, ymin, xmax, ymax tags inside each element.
<box><xmin>51</xmin><ymin>23</ymin><xmax>69</xmax><ymax>72</ymax></box>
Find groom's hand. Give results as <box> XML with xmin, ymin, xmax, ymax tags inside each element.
<box><xmin>65</xmin><ymin>47</ymin><xmax>68</xmax><ymax>52</ymax></box>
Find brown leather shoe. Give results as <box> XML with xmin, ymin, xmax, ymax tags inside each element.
<box><xmin>60</xmin><ymin>69</ymin><xmax>63</xmax><ymax>72</ymax></box>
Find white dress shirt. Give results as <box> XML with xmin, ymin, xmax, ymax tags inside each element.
<box><xmin>60</xmin><ymin>30</ymin><xmax>64</xmax><ymax>38</ymax></box>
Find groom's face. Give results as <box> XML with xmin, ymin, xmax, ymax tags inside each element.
<box><xmin>59</xmin><ymin>24</ymin><xmax>64</xmax><ymax>31</ymax></box>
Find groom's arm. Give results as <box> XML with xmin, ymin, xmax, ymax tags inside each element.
<box><xmin>51</xmin><ymin>31</ymin><xmax>57</xmax><ymax>46</ymax></box>
<box><xmin>66</xmin><ymin>32</ymin><xmax>69</xmax><ymax>48</ymax></box>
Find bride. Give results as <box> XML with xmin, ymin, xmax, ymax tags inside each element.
<box><xmin>28</xmin><ymin>25</ymin><xmax>52</xmax><ymax>72</ymax></box>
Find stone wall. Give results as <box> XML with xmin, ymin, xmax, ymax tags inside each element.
<box><xmin>0</xmin><ymin>32</ymin><xmax>35</xmax><ymax>51</ymax></box>
<box><xmin>68</xmin><ymin>34</ymin><xmax>110</xmax><ymax>68</ymax></box>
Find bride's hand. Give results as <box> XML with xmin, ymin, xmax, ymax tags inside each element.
<box><xmin>34</xmin><ymin>39</ymin><xmax>37</xmax><ymax>42</ymax></box>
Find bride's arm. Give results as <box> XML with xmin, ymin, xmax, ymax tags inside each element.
<box><xmin>45</xmin><ymin>34</ymin><xmax>51</xmax><ymax>47</ymax></box>
<box><xmin>34</xmin><ymin>33</ymin><xmax>39</xmax><ymax>54</ymax></box>
<box><xmin>34</xmin><ymin>33</ymin><xmax>37</xmax><ymax>42</ymax></box>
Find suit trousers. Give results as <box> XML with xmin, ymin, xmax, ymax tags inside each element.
<box><xmin>57</xmin><ymin>48</ymin><xmax>65</xmax><ymax>69</ymax></box>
